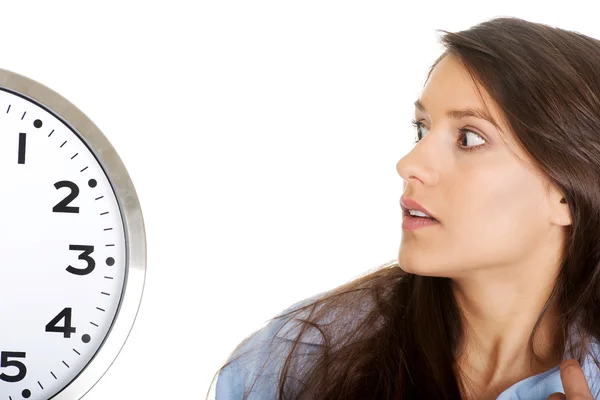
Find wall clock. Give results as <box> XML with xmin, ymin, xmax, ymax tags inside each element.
<box><xmin>0</xmin><ymin>68</ymin><xmax>146</xmax><ymax>400</ymax></box>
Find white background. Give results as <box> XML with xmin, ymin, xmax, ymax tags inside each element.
<box><xmin>0</xmin><ymin>1</ymin><xmax>599</xmax><ymax>399</ymax></box>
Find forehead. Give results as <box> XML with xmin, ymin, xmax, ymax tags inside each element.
<box><xmin>420</xmin><ymin>55</ymin><xmax>503</xmax><ymax>125</ymax></box>
<box><xmin>420</xmin><ymin>55</ymin><xmax>518</xmax><ymax>138</ymax></box>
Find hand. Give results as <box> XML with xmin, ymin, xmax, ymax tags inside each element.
<box><xmin>546</xmin><ymin>359</ymin><xmax>593</xmax><ymax>399</ymax></box>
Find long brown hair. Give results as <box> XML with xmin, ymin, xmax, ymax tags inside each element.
<box><xmin>208</xmin><ymin>16</ymin><xmax>600</xmax><ymax>399</ymax></box>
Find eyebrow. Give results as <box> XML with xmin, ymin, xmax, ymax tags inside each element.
<box><xmin>414</xmin><ymin>99</ymin><xmax>500</xmax><ymax>130</ymax></box>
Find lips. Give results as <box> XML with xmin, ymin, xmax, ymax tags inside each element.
<box><xmin>400</xmin><ymin>196</ymin><xmax>439</xmax><ymax>222</ymax></box>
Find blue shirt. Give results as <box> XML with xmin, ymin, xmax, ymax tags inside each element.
<box><xmin>216</xmin><ymin>294</ymin><xmax>600</xmax><ymax>399</ymax></box>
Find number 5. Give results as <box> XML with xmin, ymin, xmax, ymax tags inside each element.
<box><xmin>0</xmin><ymin>351</ymin><xmax>27</xmax><ymax>382</ymax></box>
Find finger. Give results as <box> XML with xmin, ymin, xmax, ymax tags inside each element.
<box><xmin>546</xmin><ymin>392</ymin><xmax>566</xmax><ymax>400</ymax></box>
<box><xmin>560</xmin><ymin>359</ymin><xmax>594</xmax><ymax>399</ymax></box>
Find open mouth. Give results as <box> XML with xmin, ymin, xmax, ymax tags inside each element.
<box><xmin>404</xmin><ymin>210</ymin><xmax>439</xmax><ymax>222</ymax></box>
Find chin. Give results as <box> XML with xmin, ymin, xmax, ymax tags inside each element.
<box><xmin>397</xmin><ymin>249</ymin><xmax>451</xmax><ymax>278</ymax></box>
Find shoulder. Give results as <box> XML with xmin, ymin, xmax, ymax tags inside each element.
<box><xmin>215</xmin><ymin>267</ymin><xmax>401</xmax><ymax>399</ymax></box>
<box><xmin>505</xmin><ymin>341</ymin><xmax>600</xmax><ymax>400</ymax></box>
<box><xmin>215</xmin><ymin>293</ymin><xmax>327</xmax><ymax>399</ymax></box>
<box><xmin>583</xmin><ymin>341</ymin><xmax>600</xmax><ymax>399</ymax></box>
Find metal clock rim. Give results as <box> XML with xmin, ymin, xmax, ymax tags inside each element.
<box><xmin>0</xmin><ymin>68</ymin><xmax>147</xmax><ymax>400</ymax></box>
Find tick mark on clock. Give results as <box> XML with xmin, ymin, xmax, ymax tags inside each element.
<box><xmin>73</xmin><ymin>348</ymin><xmax>81</xmax><ymax>355</ymax></box>
<box><xmin>51</xmin><ymin>371</ymin><xmax>57</xmax><ymax>379</ymax></box>
<box><xmin>80</xmin><ymin>166</ymin><xmax>88</xmax><ymax>172</ymax></box>
<box><xmin>106</xmin><ymin>244</ymin><xmax>115</xmax><ymax>247</ymax></box>
<box><xmin>71</xmin><ymin>152</ymin><xmax>78</xmax><ymax>160</ymax></box>
<box><xmin>96</xmin><ymin>307</ymin><xmax>105</xmax><ymax>312</ymax></box>
<box><xmin>62</xmin><ymin>360</ymin><xmax>69</xmax><ymax>368</ymax></box>
<box><xmin>60</xmin><ymin>140</ymin><xmax>67</xmax><ymax>148</ymax></box>
<box><xmin>21</xmin><ymin>111</ymin><xmax>26</xmax><ymax>120</ymax></box>
<box><xmin>82</xmin><ymin>334</ymin><xmax>91</xmax><ymax>343</ymax></box>
<box><xmin>90</xmin><ymin>321</ymin><xmax>99</xmax><ymax>327</ymax></box>
<box><xmin>37</xmin><ymin>381</ymin><xmax>43</xmax><ymax>389</ymax></box>
<box><xmin>95</xmin><ymin>196</ymin><xmax>104</xmax><ymax>200</ymax></box>
<box><xmin>100</xmin><ymin>211</ymin><xmax>109</xmax><ymax>215</ymax></box>
<box><xmin>106</xmin><ymin>257</ymin><xmax>115</xmax><ymax>266</ymax></box>
<box><xmin>21</xmin><ymin>389</ymin><xmax>31</xmax><ymax>398</ymax></box>
<box><xmin>101</xmin><ymin>292</ymin><xmax>110</xmax><ymax>296</ymax></box>
<box><xmin>48</xmin><ymin>129</ymin><xmax>54</xmax><ymax>137</ymax></box>
<box><xmin>104</xmin><ymin>276</ymin><xmax>114</xmax><ymax>279</ymax></box>
<box><xmin>88</xmin><ymin>179</ymin><xmax>97</xmax><ymax>187</ymax></box>
<box><xmin>104</xmin><ymin>227</ymin><xmax>113</xmax><ymax>231</ymax></box>
<box><xmin>33</xmin><ymin>119</ymin><xmax>42</xmax><ymax>128</ymax></box>
<box><xmin>6</xmin><ymin>104</ymin><xmax>10</xmax><ymax>113</ymax></box>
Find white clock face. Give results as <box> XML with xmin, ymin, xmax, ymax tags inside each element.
<box><xmin>0</xmin><ymin>88</ymin><xmax>126</xmax><ymax>400</ymax></box>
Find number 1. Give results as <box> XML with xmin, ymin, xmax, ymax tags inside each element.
<box><xmin>18</xmin><ymin>132</ymin><xmax>26</xmax><ymax>164</ymax></box>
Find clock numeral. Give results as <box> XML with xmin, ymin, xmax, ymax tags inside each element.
<box><xmin>0</xmin><ymin>351</ymin><xmax>27</xmax><ymax>382</ymax></box>
<box><xmin>18</xmin><ymin>132</ymin><xmax>26</xmax><ymax>164</ymax></box>
<box><xmin>66</xmin><ymin>245</ymin><xmax>95</xmax><ymax>275</ymax></box>
<box><xmin>53</xmin><ymin>180</ymin><xmax>80</xmax><ymax>213</ymax></box>
<box><xmin>45</xmin><ymin>307</ymin><xmax>77</xmax><ymax>338</ymax></box>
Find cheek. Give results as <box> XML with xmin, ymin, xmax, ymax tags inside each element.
<box><xmin>444</xmin><ymin>173</ymin><xmax>545</xmax><ymax>260</ymax></box>
<box><xmin>454</xmin><ymin>162</ymin><xmax>539</xmax><ymax>226</ymax></box>
<box><xmin>398</xmin><ymin>166</ymin><xmax>546</xmax><ymax>275</ymax></box>
<box><xmin>456</xmin><ymin>173</ymin><xmax>535</xmax><ymax>232</ymax></box>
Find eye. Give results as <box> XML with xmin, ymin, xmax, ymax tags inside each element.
<box><xmin>457</xmin><ymin>128</ymin><xmax>486</xmax><ymax>151</ymax></box>
<box><xmin>410</xmin><ymin>119</ymin><xmax>428</xmax><ymax>143</ymax></box>
<box><xmin>410</xmin><ymin>119</ymin><xmax>487</xmax><ymax>153</ymax></box>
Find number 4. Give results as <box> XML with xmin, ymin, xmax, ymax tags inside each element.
<box><xmin>45</xmin><ymin>307</ymin><xmax>77</xmax><ymax>338</ymax></box>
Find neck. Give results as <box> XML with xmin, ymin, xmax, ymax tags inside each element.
<box><xmin>451</xmin><ymin>270</ymin><xmax>563</xmax><ymax>397</ymax></box>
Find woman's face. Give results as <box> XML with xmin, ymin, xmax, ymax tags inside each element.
<box><xmin>396</xmin><ymin>54</ymin><xmax>570</xmax><ymax>279</ymax></box>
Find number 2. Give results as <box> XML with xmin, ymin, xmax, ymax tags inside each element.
<box><xmin>53</xmin><ymin>180</ymin><xmax>79</xmax><ymax>213</ymax></box>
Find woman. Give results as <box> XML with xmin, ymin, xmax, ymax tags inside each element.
<box><xmin>208</xmin><ymin>16</ymin><xmax>600</xmax><ymax>399</ymax></box>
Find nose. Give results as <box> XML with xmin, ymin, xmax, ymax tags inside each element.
<box><xmin>396</xmin><ymin>144</ymin><xmax>440</xmax><ymax>188</ymax></box>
